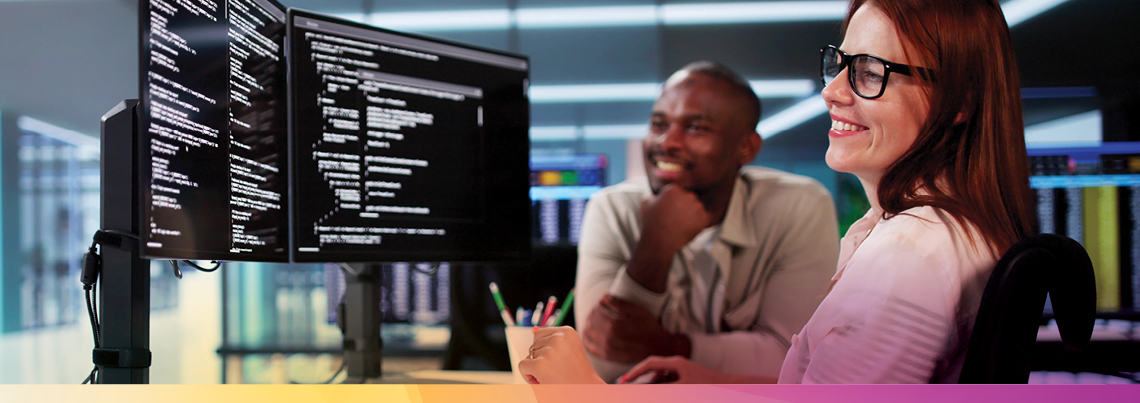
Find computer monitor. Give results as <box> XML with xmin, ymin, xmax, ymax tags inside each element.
<box><xmin>138</xmin><ymin>0</ymin><xmax>290</xmax><ymax>262</ymax></box>
<box><xmin>1029</xmin><ymin>141</ymin><xmax>1140</xmax><ymax>312</ymax></box>
<box><xmin>288</xmin><ymin>10</ymin><xmax>531</xmax><ymax>263</ymax></box>
<box><xmin>529</xmin><ymin>154</ymin><xmax>607</xmax><ymax>245</ymax></box>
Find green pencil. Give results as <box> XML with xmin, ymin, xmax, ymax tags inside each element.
<box><xmin>551</xmin><ymin>288</ymin><xmax>575</xmax><ymax>326</ymax></box>
<box><xmin>489</xmin><ymin>282</ymin><xmax>515</xmax><ymax>326</ymax></box>
<box><xmin>489</xmin><ymin>282</ymin><xmax>509</xmax><ymax>312</ymax></box>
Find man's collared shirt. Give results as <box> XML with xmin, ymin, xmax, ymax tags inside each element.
<box><xmin>575</xmin><ymin>166</ymin><xmax>840</xmax><ymax>382</ymax></box>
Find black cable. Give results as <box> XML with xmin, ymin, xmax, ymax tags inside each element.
<box><xmin>85</xmin><ymin>289</ymin><xmax>99</xmax><ymax>347</ymax></box>
<box><xmin>181</xmin><ymin>260</ymin><xmax>222</xmax><ymax>272</ymax></box>
<box><xmin>82</xmin><ymin>292</ymin><xmax>98</xmax><ymax>384</ymax></box>
<box><xmin>168</xmin><ymin>260</ymin><xmax>183</xmax><ymax>279</ymax></box>
<box><xmin>167</xmin><ymin>260</ymin><xmax>222</xmax><ymax>278</ymax></box>
<box><xmin>90</xmin><ymin>229</ymin><xmax>139</xmax><ymax>252</ymax></box>
<box><xmin>289</xmin><ymin>359</ymin><xmax>347</xmax><ymax>384</ymax></box>
<box><xmin>82</xmin><ymin>367</ymin><xmax>98</xmax><ymax>385</ymax></box>
<box><xmin>92</xmin><ymin>280</ymin><xmax>100</xmax><ymax>343</ymax></box>
<box><xmin>338</xmin><ymin>262</ymin><xmax>361</xmax><ymax>276</ymax></box>
<box><xmin>324</xmin><ymin>360</ymin><xmax>347</xmax><ymax>384</ymax></box>
<box><xmin>79</xmin><ymin>229</ymin><xmax>139</xmax><ymax>384</ymax></box>
<box><xmin>100</xmin><ymin>229</ymin><xmax>140</xmax><ymax>240</ymax></box>
<box><xmin>410</xmin><ymin>262</ymin><xmax>440</xmax><ymax>276</ymax></box>
<box><xmin>82</xmin><ymin>274</ymin><xmax>100</xmax><ymax>384</ymax></box>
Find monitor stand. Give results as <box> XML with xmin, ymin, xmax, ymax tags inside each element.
<box><xmin>341</xmin><ymin>263</ymin><xmax>384</xmax><ymax>383</ymax></box>
<box><xmin>96</xmin><ymin>101</ymin><xmax>387</xmax><ymax>384</ymax></box>
<box><xmin>94</xmin><ymin>100</ymin><xmax>151</xmax><ymax>383</ymax></box>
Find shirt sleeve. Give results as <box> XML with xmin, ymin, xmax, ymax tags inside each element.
<box><xmin>688</xmin><ymin>187</ymin><xmax>840</xmax><ymax>377</ymax></box>
<box><xmin>798</xmin><ymin>230</ymin><xmax>959</xmax><ymax>384</ymax></box>
<box><xmin>687</xmin><ymin>330</ymin><xmax>800</xmax><ymax>377</ymax></box>
<box><xmin>574</xmin><ymin>191</ymin><xmax>667</xmax><ymax>331</ymax></box>
<box><xmin>574</xmin><ymin>191</ymin><xmax>672</xmax><ymax>382</ymax></box>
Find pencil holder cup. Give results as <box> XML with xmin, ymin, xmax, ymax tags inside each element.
<box><xmin>504</xmin><ymin>325</ymin><xmax>535</xmax><ymax>384</ymax></box>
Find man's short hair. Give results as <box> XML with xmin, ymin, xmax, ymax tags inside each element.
<box><xmin>679</xmin><ymin>61</ymin><xmax>762</xmax><ymax>130</ymax></box>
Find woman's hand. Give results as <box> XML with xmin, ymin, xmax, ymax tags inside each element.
<box><xmin>618</xmin><ymin>356</ymin><xmax>740</xmax><ymax>384</ymax></box>
<box><xmin>517</xmin><ymin>326</ymin><xmax>606</xmax><ymax>385</ymax></box>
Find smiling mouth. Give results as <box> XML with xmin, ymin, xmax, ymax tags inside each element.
<box><xmin>831</xmin><ymin>119</ymin><xmax>869</xmax><ymax>131</ymax></box>
<box><xmin>655</xmin><ymin>160</ymin><xmax>683</xmax><ymax>172</ymax></box>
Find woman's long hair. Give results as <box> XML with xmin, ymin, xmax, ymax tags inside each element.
<box><xmin>844</xmin><ymin>0</ymin><xmax>1035</xmax><ymax>254</ymax></box>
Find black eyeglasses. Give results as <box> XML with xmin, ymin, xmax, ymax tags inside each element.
<box><xmin>820</xmin><ymin>45</ymin><xmax>933</xmax><ymax>99</ymax></box>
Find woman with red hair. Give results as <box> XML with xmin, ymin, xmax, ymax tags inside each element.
<box><xmin>518</xmin><ymin>0</ymin><xmax>1033</xmax><ymax>384</ymax></box>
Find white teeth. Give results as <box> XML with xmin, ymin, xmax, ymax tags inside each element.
<box><xmin>656</xmin><ymin>161</ymin><xmax>682</xmax><ymax>172</ymax></box>
<box><xmin>831</xmin><ymin>119</ymin><xmax>866</xmax><ymax>131</ymax></box>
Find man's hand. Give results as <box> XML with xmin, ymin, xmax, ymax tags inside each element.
<box><xmin>639</xmin><ymin>185</ymin><xmax>715</xmax><ymax>254</ymax></box>
<box><xmin>618</xmin><ymin>355</ymin><xmax>772</xmax><ymax>384</ymax></box>
<box><xmin>581</xmin><ymin>294</ymin><xmax>690</xmax><ymax>364</ymax></box>
<box><xmin>626</xmin><ymin>185</ymin><xmax>716</xmax><ymax>293</ymax></box>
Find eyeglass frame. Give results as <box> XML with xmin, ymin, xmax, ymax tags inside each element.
<box><xmin>819</xmin><ymin>45</ymin><xmax>934</xmax><ymax>100</ymax></box>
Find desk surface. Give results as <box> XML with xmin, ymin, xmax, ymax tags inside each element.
<box><xmin>376</xmin><ymin>370</ymin><xmax>516</xmax><ymax>384</ymax></box>
<box><xmin>1037</xmin><ymin>327</ymin><xmax>1134</xmax><ymax>342</ymax></box>
<box><xmin>1035</xmin><ymin>322</ymin><xmax>1140</xmax><ymax>374</ymax></box>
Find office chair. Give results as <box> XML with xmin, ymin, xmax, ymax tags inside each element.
<box><xmin>958</xmin><ymin>233</ymin><xmax>1097</xmax><ymax>383</ymax></box>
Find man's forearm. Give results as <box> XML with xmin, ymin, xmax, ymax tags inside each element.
<box><xmin>666</xmin><ymin>333</ymin><xmax>692</xmax><ymax>358</ymax></box>
<box><xmin>724</xmin><ymin>374</ymin><xmax>778</xmax><ymax>384</ymax></box>
<box><xmin>624</xmin><ymin>236</ymin><xmax>677</xmax><ymax>294</ymax></box>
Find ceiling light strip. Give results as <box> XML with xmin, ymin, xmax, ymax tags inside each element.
<box><xmin>756</xmin><ymin>95</ymin><xmax>827</xmax><ymax>139</ymax></box>
<box><xmin>1002</xmin><ymin>0</ymin><xmax>1070</xmax><ymax>27</ymax></box>
<box><xmin>516</xmin><ymin>6</ymin><xmax>658</xmax><ymax>29</ymax></box>
<box><xmin>530</xmin><ymin>94</ymin><xmax>828</xmax><ymax>142</ymax></box>
<box><xmin>366</xmin><ymin>10</ymin><xmax>512</xmax><ymax>31</ymax></box>
<box><xmin>361</xmin><ymin>2</ymin><xmax>849</xmax><ymax>32</ymax></box>
<box><xmin>662</xmin><ymin>2</ymin><xmax>848</xmax><ymax>25</ymax></box>
<box><xmin>356</xmin><ymin>0</ymin><xmax>1063</xmax><ymax>32</ymax></box>
<box><xmin>16</xmin><ymin>116</ymin><xmax>100</xmax><ymax>147</ymax></box>
<box><xmin>530</xmin><ymin>83</ymin><xmax>661</xmax><ymax>103</ymax></box>
<box><xmin>529</xmin><ymin>79</ymin><xmax>815</xmax><ymax>103</ymax></box>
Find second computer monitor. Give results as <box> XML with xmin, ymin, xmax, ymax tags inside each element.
<box><xmin>289</xmin><ymin>10</ymin><xmax>531</xmax><ymax>263</ymax></box>
<box><xmin>139</xmin><ymin>0</ymin><xmax>290</xmax><ymax>262</ymax></box>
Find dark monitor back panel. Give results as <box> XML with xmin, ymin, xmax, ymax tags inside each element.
<box><xmin>288</xmin><ymin>10</ymin><xmax>531</xmax><ymax>263</ymax></box>
<box><xmin>138</xmin><ymin>0</ymin><xmax>290</xmax><ymax>262</ymax></box>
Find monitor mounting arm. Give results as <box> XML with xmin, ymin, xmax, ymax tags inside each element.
<box><xmin>94</xmin><ymin>100</ymin><xmax>151</xmax><ymax>384</ymax></box>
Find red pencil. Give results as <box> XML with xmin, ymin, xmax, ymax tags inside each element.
<box><xmin>539</xmin><ymin>295</ymin><xmax>557</xmax><ymax>326</ymax></box>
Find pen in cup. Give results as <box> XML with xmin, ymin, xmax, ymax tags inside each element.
<box><xmin>489</xmin><ymin>282</ymin><xmax>515</xmax><ymax>326</ymax></box>
<box><xmin>531</xmin><ymin>302</ymin><xmax>544</xmax><ymax>328</ymax></box>
<box><xmin>543</xmin><ymin>309</ymin><xmax>561</xmax><ymax>327</ymax></box>
<box><xmin>552</xmin><ymin>288</ymin><xmax>575</xmax><ymax>326</ymax></box>
<box><xmin>539</xmin><ymin>296</ymin><xmax>557</xmax><ymax>326</ymax></box>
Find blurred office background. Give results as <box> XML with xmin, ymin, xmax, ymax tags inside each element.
<box><xmin>0</xmin><ymin>0</ymin><xmax>1138</xmax><ymax>384</ymax></box>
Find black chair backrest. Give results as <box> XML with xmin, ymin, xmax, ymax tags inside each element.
<box><xmin>959</xmin><ymin>233</ymin><xmax>1097</xmax><ymax>383</ymax></box>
